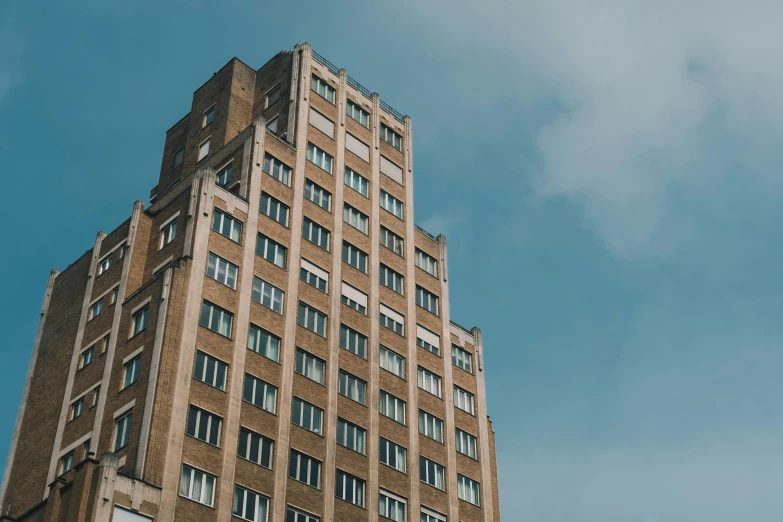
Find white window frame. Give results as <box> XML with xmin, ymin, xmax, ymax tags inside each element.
<box><xmin>419</xmin><ymin>410</ymin><xmax>444</xmax><ymax>443</ymax></box>
<box><xmin>186</xmin><ymin>404</ymin><xmax>223</xmax><ymax>447</ymax></box>
<box><xmin>212</xmin><ymin>209</ymin><xmax>243</xmax><ymax>243</ymax></box>
<box><xmin>199</xmin><ymin>300</ymin><xmax>233</xmax><ymax>338</ymax></box>
<box><xmin>380</xmin><ymin>390</ymin><xmax>406</xmax><ymax>425</ymax></box>
<box><xmin>379</xmin><ymin>265</ymin><xmax>404</xmax><ymax>295</ymax></box>
<box><xmin>346</xmin><ymin>99</ymin><xmax>370</xmax><ymax>127</ymax></box>
<box><xmin>416</xmin><ymin>286</ymin><xmax>439</xmax><ymax>316</ymax></box>
<box><xmin>380</xmin><ymin>303</ymin><xmax>405</xmax><ymax>336</ymax></box>
<box><xmin>291</xmin><ymin>396</ymin><xmax>324</xmax><ymax>435</ymax></box>
<box><xmin>339</xmin><ymin>324</ymin><xmax>367</xmax><ymax>359</ymax></box>
<box><xmin>194</xmin><ymin>350</ymin><xmax>228</xmax><ymax>391</ymax></box>
<box><xmin>243</xmin><ymin>373</ymin><xmax>278</xmax><ymax>414</ymax></box>
<box><xmin>417</xmin><ymin>367</ymin><xmax>442</xmax><ymax>398</ymax></box>
<box><xmin>295</xmin><ymin>348</ymin><xmax>326</xmax><ymax>385</ymax></box>
<box><xmin>247</xmin><ymin>324</ymin><xmax>281</xmax><ymax>362</ymax></box>
<box><xmin>454</xmin><ymin>386</ymin><xmax>475</xmax><ymax>415</ymax></box>
<box><xmin>289</xmin><ymin>449</ymin><xmax>322</xmax><ymax>489</ymax></box>
<box><xmin>380</xmin><ymin>190</ymin><xmax>404</xmax><ymax>219</ymax></box>
<box><xmin>122</xmin><ymin>354</ymin><xmax>141</xmax><ymax>390</ymax></box>
<box><xmin>252</xmin><ymin>277</ymin><xmax>285</xmax><ymax>314</ymax></box>
<box><xmin>452</xmin><ymin>344</ymin><xmax>473</xmax><ymax>374</ymax></box>
<box><xmin>379</xmin><ymin>345</ymin><xmax>405</xmax><ymax>379</ymax></box>
<box><xmin>233</xmin><ymin>484</ymin><xmax>270</xmax><ymax>522</ymax></box>
<box><xmin>421</xmin><ymin>506</ymin><xmax>447</xmax><ymax>522</ymax></box>
<box><xmin>304</xmin><ymin>179</ymin><xmax>331</xmax><ymax>210</ymax></box>
<box><xmin>311</xmin><ymin>74</ymin><xmax>335</xmax><ymax>104</ymax></box>
<box><xmin>341</xmin><ymin>282</ymin><xmax>368</xmax><ymax>315</ymax></box>
<box><xmin>416</xmin><ymin>325</ymin><xmax>441</xmax><ymax>356</ymax></box>
<box><xmin>198</xmin><ymin>137</ymin><xmax>210</xmax><ymax>161</ymax></box>
<box><xmin>379</xmin><ymin>437</ymin><xmax>407</xmax><ymax>473</ymax></box>
<box><xmin>342</xmin><ymin>241</ymin><xmax>368</xmax><ymax>273</ymax></box>
<box><xmin>380</xmin><ymin>226</ymin><xmax>404</xmax><ymax>256</ymax></box>
<box><xmin>260</xmin><ymin>192</ymin><xmax>290</xmax><ymax>227</ymax></box>
<box><xmin>300</xmin><ymin>258</ymin><xmax>329</xmax><ymax>293</ymax></box>
<box><xmin>457</xmin><ymin>474</ymin><xmax>481</xmax><ymax>506</ymax></box>
<box><xmin>338</xmin><ymin>370</ymin><xmax>367</xmax><ymax>405</ymax></box>
<box><xmin>379</xmin><ymin>489</ymin><xmax>407</xmax><ymax>522</ymax></box>
<box><xmin>263</xmin><ymin>153</ymin><xmax>292</xmax><ymax>186</ymax></box>
<box><xmin>256</xmin><ymin>233</ymin><xmax>287</xmax><ymax>269</ymax></box>
<box><xmin>335</xmin><ymin>469</ymin><xmax>365</xmax><ymax>507</ymax></box>
<box><xmin>179</xmin><ymin>464</ymin><xmax>216</xmax><ymax>507</ymax></box>
<box><xmin>345</xmin><ymin>132</ymin><xmax>370</xmax><ymax>162</ymax></box>
<box><xmin>415</xmin><ymin>248</ymin><xmax>438</xmax><ymax>277</ymax></box>
<box><xmin>302</xmin><ymin>217</ymin><xmax>330</xmax><ymax>251</ymax></box>
<box><xmin>456</xmin><ymin>428</ymin><xmax>478</xmax><ymax>460</ymax></box>
<box><xmin>344</xmin><ymin>167</ymin><xmax>369</xmax><ymax>197</ymax></box>
<box><xmin>206</xmin><ymin>252</ymin><xmax>239</xmax><ymax>289</ymax></box>
<box><xmin>336</xmin><ymin>418</ymin><xmax>366</xmax><ymax>455</ymax></box>
<box><xmin>203</xmin><ymin>105</ymin><xmax>214</xmax><ymax>127</ymax></box>
<box><xmin>98</xmin><ymin>254</ymin><xmax>111</xmax><ymax>275</ymax></box>
<box><xmin>307</xmin><ymin>142</ymin><xmax>333</xmax><ymax>174</ymax></box>
<box><xmin>419</xmin><ymin>456</ymin><xmax>446</xmax><ymax>491</ymax></box>
<box><xmin>343</xmin><ymin>204</ymin><xmax>368</xmax><ymax>234</ymax></box>
<box><xmin>297</xmin><ymin>302</ymin><xmax>328</xmax><ymax>337</ymax></box>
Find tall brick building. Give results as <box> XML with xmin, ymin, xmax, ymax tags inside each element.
<box><xmin>0</xmin><ymin>43</ymin><xmax>499</xmax><ymax>522</ymax></box>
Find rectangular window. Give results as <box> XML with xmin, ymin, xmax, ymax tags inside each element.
<box><xmin>198</xmin><ymin>138</ymin><xmax>210</xmax><ymax>161</ymax></box>
<box><xmin>217</xmin><ymin>163</ymin><xmax>232</xmax><ymax>186</ymax></box>
<box><xmin>131</xmin><ymin>305</ymin><xmax>148</xmax><ymax>336</ymax></box>
<box><xmin>251</xmin><ymin>277</ymin><xmax>285</xmax><ymax>314</ymax></box>
<box><xmin>339</xmin><ymin>324</ymin><xmax>367</xmax><ymax>358</ymax></box>
<box><xmin>311</xmin><ymin>74</ymin><xmax>335</xmax><ymax>104</ymax></box>
<box><xmin>309</xmin><ymin>107</ymin><xmax>335</xmax><ymax>138</ymax></box>
<box><xmin>416</xmin><ymin>325</ymin><xmax>440</xmax><ymax>356</ymax></box>
<box><xmin>380</xmin><ymin>156</ymin><xmax>403</xmax><ymax>185</ymax></box>
<box><xmin>295</xmin><ymin>348</ymin><xmax>325</xmax><ymax>385</ymax></box>
<box><xmin>92</xmin><ymin>386</ymin><xmax>100</xmax><ymax>407</ymax></box>
<box><xmin>243</xmin><ymin>373</ymin><xmax>277</xmax><ymax>414</ymax></box>
<box><xmin>89</xmin><ymin>299</ymin><xmax>103</xmax><ymax>320</ymax></box>
<box><xmin>344</xmin><ymin>167</ymin><xmax>369</xmax><ymax>197</ymax></box>
<box><xmin>300</xmin><ymin>258</ymin><xmax>328</xmax><ymax>293</ymax></box>
<box><xmin>98</xmin><ymin>255</ymin><xmax>111</xmax><ymax>275</ymax></box>
<box><xmin>343</xmin><ymin>204</ymin><xmax>368</xmax><ymax>234</ymax></box>
<box><xmin>335</xmin><ymin>470</ymin><xmax>365</xmax><ymax>507</ymax></box>
<box><xmin>212</xmin><ymin>209</ymin><xmax>243</xmax><ymax>243</ymax></box>
<box><xmin>292</xmin><ymin>397</ymin><xmax>323</xmax><ymax>435</ymax></box>
<box><xmin>379</xmin><ymin>490</ymin><xmax>407</xmax><ymax>522</ymax></box>
<box><xmin>415</xmin><ymin>249</ymin><xmax>438</xmax><ymax>277</ymax></box>
<box><xmin>456</xmin><ymin>428</ymin><xmax>478</xmax><ymax>459</ymax></box>
<box><xmin>337</xmin><ymin>418</ymin><xmax>366</xmax><ymax>454</ymax></box>
<box><xmin>338</xmin><ymin>370</ymin><xmax>366</xmax><ymax>405</ymax></box>
<box><xmin>340</xmin><ymin>282</ymin><xmax>367</xmax><ymax>315</ymax></box>
<box><xmin>194</xmin><ymin>351</ymin><xmax>228</xmax><ymax>391</ymax></box>
<box><xmin>304</xmin><ymin>179</ymin><xmax>331</xmax><ymax>210</ymax></box>
<box><xmin>114</xmin><ymin>411</ymin><xmax>132</xmax><ymax>450</ymax></box>
<box><xmin>380</xmin><ymin>345</ymin><xmax>405</xmax><ymax>379</ymax></box>
<box><xmin>111</xmin><ymin>287</ymin><xmax>119</xmax><ymax>304</ymax></box>
<box><xmin>122</xmin><ymin>355</ymin><xmax>141</xmax><ymax>389</ymax></box>
<box><xmin>380</xmin><ymin>190</ymin><xmax>404</xmax><ymax>219</ymax></box>
<box><xmin>266</xmin><ymin>117</ymin><xmax>278</xmax><ymax>134</ymax></box>
<box><xmin>380</xmin><ymin>226</ymin><xmax>404</xmax><ymax>256</ymax></box>
<box><xmin>260</xmin><ymin>193</ymin><xmax>290</xmax><ymax>227</ymax></box>
<box><xmin>60</xmin><ymin>452</ymin><xmax>74</xmax><ymax>474</ymax></box>
<box><xmin>417</xmin><ymin>367</ymin><xmax>442</xmax><ymax>398</ymax></box>
<box><xmin>256</xmin><ymin>233</ymin><xmax>287</xmax><ymax>269</ymax></box>
<box><xmin>457</xmin><ymin>475</ymin><xmax>481</xmax><ymax>506</ymax></box>
<box><xmin>203</xmin><ymin>106</ymin><xmax>214</xmax><ymax>127</ymax></box>
<box><xmin>238</xmin><ymin>426</ymin><xmax>274</xmax><ymax>468</ymax></box>
<box><xmin>186</xmin><ymin>405</ymin><xmax>222</xmax><ymax>446</ymax></box>
<box><xmin>416</xmin><ymin>286</ymin><xmax>439</xmax><ymax>315</ymax></box>
<box><xmin>454</xmin><ymin>386</ymin><xmax>475</xmax><ymax>415</ymax></box>
<box><xmin>233</xmin><ymin>485</ymin><xmax>270</xmax><ymax>522</ymax></box>
<box><xmin>79</xmin><ymin>346</ymin><xmax>94</xmax><ymax>370</ymax></box>
<box><xmin>379</xmin><ymin>265</ymin><xmax>404</xmax><ymax>295</ymax></box>
<box><xmin>342</xmin><ymin>241</ymin><xmax>368</xmax><ymax>273</ymax></box>
<box><xmin>287</xmin><ymin>506</ymin><xmax>319</xmax><ymax>522</ymax></box>
<box><xmin>263</xmin><ymin>153</ymin><xmax>292</xmax><ymax>186</ymax></box>
<box><xmin>419</xmin><ymin>457</ymin><xmax>445</xmax><ymax>491</ymax></box>
<box><xmin>265</xmin><ymin>84</ymin><xmax>280</xmax><ymax>108</ymax></box>
<box><xmin>379</xmin><ymin>437</ymin><xmax>407</xmax><ymax>473</ymax></box>
<box><xmin>248</xmin><ymin>324</ymin><xmax>280</xmax><ymax>362</ymax></box>
<box><xmin>69</xmin><ymin>398</ymin><xmax>84</xmax><ymax>421</ymax></box>
<box><xmin>302</xmin><ymin>218</ymin><xmax>330</xmax><ymax>251</ymax></box>
<box><xmin>345</xmin><ymin>133</ymin><xmax>370</xmax><ymax>162</ymax></box>
<box><xmin>381</xmin><ymin>123</ymin><xmax>402</xmax><ymax>151</ymax></box>
<box><xmin>419</xmin><ymin>410</ymin><xmax>444</xmax><ymax>443</ymax></box>
<box><xmin>289</xmin><ymin>449</ymin><xmax>321</xmax><ymax>488</ymax></box>
<box><xmin>380</xmin><ymin>390</ymin><xmax>406</xmax><ymax>424</ymax></box>
<box><xmin>207</xmin><ymin>252</ymin><xmax>238</xmax><ymax>289</ymax></box>
<box><xmin>452</xmin><ymin>345</ymin><xmax>473</xmax><ymax>374</ymax></box>
<box><xmin>298</xmin><ymin>302</ymin><xmax>328</xmax><ymax>337</ymax></box>
<box><xmin>307</xmin><ymin>142</ymin><xmax>333</xmax><ymax>174</ymax></box>
<box><xmin>379</xmin><ymin>304</ymin><xmax>405</xmax><ymax>336</ymax></box>
<box><xmin>421</xmin><ymin>507</ymin><xmax>447</xmax><ymax>522</ymax></box>
<box><xmin>199</xmin><ymin>301</ymin><xmax>233</xmax><ymax>337</ymax></box>
<box><xmin>179</xmin><ymin>464</ymin><xmax>215</xmax><ymax>506</ymax></box>
<box><xmin>102</xmin><ymin>334</ymin><xmax>110</xmax><ymax>353</ymax></box>
<box><xmin>173</xmin><ymin>147</ymin><xmax>184</xmax><ymax>167</ymax></box>
<box><xmin>346</xmin><ymin>99</ymin><xmax>369</xmax><ymax>127</ymax></box>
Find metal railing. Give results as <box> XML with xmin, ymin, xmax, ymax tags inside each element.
<box><xmin>450</xmin><ymin>320</ymin><xmax>474</xmax><ymax>335</ymax></box>
<box><xmin>414</xmin><ymin>223</ymin><xmax>439</xmax><ymax>242</ymax></box>
<box><xmin>379</xmin><ymin>99</ymin><xmax>405</xmax><ymax>123</ymax></box>
<box><xmin>347</xmin><ymin>75</ymin><xmax>373</xmax><ymax>99</ymax></box>
<box><xmin>311</xmin><ymin>50</ymin><xmax>340</xmax><ymax>75</ymax></box>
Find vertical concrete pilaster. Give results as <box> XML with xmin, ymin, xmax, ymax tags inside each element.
<box><xmin>473</xmin><ymin>328</ymin><xmax>495</xmax><ymax>522</ymax></box>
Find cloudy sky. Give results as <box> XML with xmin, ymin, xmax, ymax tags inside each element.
<box><xmin>2</xmin><ymin>1</ymin><xmax>783</xmax><ymax>520</ymax></box>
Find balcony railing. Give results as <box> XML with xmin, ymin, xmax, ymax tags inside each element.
<box><xmin>311</xmin><ymin>50</ymin><xmax>339</xmax><ymax>75</ymax></box>
<box><xmin>414</xmin><ymin>223</ymin><xmax>439</xmax><ymax>242</ymax></box>
<box><xmin>347</xmin><ymin>75</ymin><xmax>373</xmax><ymax>99</ymax></box>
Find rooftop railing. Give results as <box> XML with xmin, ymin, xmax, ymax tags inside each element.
<box><xmin>414</xmin><ymin>223</ymin><xmax>439</xmax><ymax>242</ymax></box>
<box><xmin>347</xmin><ymin>75</ymin><xmax>373</xmax><ymax>99</ymax></box>
<box><xmin>311</xmin><ymin>49</ymin><xmax>340</xmax><ymax>75</ymax></box>
<box><xmin>450</xmin><ymin>320</ymin><xmax>474</xmax><ymax>335</ymax></box>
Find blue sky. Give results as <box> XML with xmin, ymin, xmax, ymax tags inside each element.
<box><xmin>2</xmin><ymin>1</ymin><xmax>783</xmax><ymax>520</ymax></box>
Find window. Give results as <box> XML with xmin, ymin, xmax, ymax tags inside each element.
<box><xmin>419</xmin><ymin>410</ymin><xmax>444</xmax><ymax>443</ymax></box>
<box><xmin>287</xmin><ymin>506</ymin><xmax>319</xmax><ymax>522</ymax></box>
<box><xmin>456</xmin><ymin>429</ymin><xmax>478</xmax><ymax>459</ymax></box>
<box><xmin>416</xmin><ymin>325</ymin><xmax>440</xmax><ymax>356</ymax></box>
<box><xmin>102</xmin><ymin>334</ymin><xmax>110</xmax><ymax>353</ymax></box>
<box><xmin>256</xmin><ymin>233</ymin><xmax>287</xmax><ymax>269</ymax></box>
<box><xmin>337</xmin><ymin>418</ymin><xmax>366</xmax><ymax>454</ymax></box>
<box><xmin>454</xmin><ymin>387</ymin><xmax>475</xmax><ymax>415</ymax></box>
<box><xmin>199</xmin><ymin>301</ymin><xmax>233</xmax><ymax>337</ymax></box>
<box><xmin>421</xmin><ymin>507</ymin><xmax>447</xmax><ymax>522</ymax></box>
<box><xmin>216</xmin><ymin>163</ymin><xmax>232</xmax><ymax>186</ymax></box>
<box><xmin>265</xmin><ymin>84</ymin><xmax>281</xmax><ymax>108</ymax></box>
<box><xmin>342</xmin><ymin>241</ymin><xmax>368</xmax><ymax>273</ymax></box>
<box><xmin>307</xmin><ymin>142</ymin><xmax>333</xmax><ymax>173</ymax></box>
<box><xmin>452</xmin><ymin>345</ymin><xmax>473</xmax><ymax>374</ymax></box>
<box><xmin>415</xmin><ymin>249</ymin><xmax>438</xmax><ymax>277</ymax></box>
<box><xmin>379</xmin><ymin>265</ymin><xmax>404</xmax><ymax>295</ymax></box>
<box><xmin>266</xmin><ymin>117</ymin><xmax>278</xmax><ymax>134</ymax></box>
<box><xmin>380</xmin><ymin>156</ymin><xmax>403</xmax><ymax>184</ymax></box>
<box><xmin>304</xmin><ymin>179</ymin><xmax>331</xmax><ymax>210</ymax></box>
<box><xmin>298</xmin><ymin>302</ymin><xmax>328</xmax><ymax>337</ymax></box>
<box><xmin>292</xmin><ymin>397</ymin><xmax>323</xmax><ymax>435</ymax></box>
<box><xmin>346</xmin><ymin>100</ymin><xmax>369</xmax><ymax>127</ymax></box>
<box><xmin>341</xmin><ymin>282</ymin><xmax>367</xmax><ymax>314</ymax></box>
<box><xmin>417</xmin><ymin>367</ymin><xmax>442</xmax><ymax>398</ymax></box>
<box><xmin>60</xmin><ymin>452</ymin><xmax>74</xmax><ymax>474</ymax></box>
<box><xmin>173</xmin><ymin>147</ymin><xmax>185</xmax><ymax>167</ymax></box>
<box><xmin>79</xmin><ymin>346</ymin><xmax>94</xmax><ymax>370</ymax></box>
<box><xmin>381</xmin><ymin>123</ymin><xmax>402</xmax><ymax>151</ymax></box>
<box><xmin>203</xmin><ymin>106</ymin><xmax>214</xmax><ymax>127</ymax></box>
<box><xmin>212</xmin><ymin>209</ymin><xmax>243</xmax><ymax>243</ymax></box>
<box><xmin>111</xmin><ymin>287</ymin><xmax>119</xmax><ymax>304</ymax></box>
<box><xmin>380</xmin><ymin>226</ymin><xmax>404</xmax><ymax>256</ymax></box>
<box><xmin>131</xmin><ymin>306</ymin><xmax>148</xmax><ymax>336</ymax></box>
<box><xmin>179</xmin><ymin>464</ymin><xmax>215</xmax><ymax>506</ymax></box>
<box><xmin>302</xmin><ymin>218</ymin><xmax>330</xmax><ymax>251</ymax></box>
<box><xmin>380</xmin><ymin>304</ymin><xmax>405</xmax><ymax>336</ymax></box>
<box><xmin>114</xmin><ymin>411</ymin><xmax>132</xmax><ymax>450</ymax></box>
<box><xmin>335</xmin><ymin>470</ymin><xmax>365</xmax><ymax>507</ymax></box>
<box><xmin>248</xmin><ymin>324</ymin><xmax>280</xmax><ymax>362</ymax></box>
<box><xmin>289</xmin><ymin>449</ymin><xmax>321</xmax><ymax>488</ymax></box>
<box><xmin>380</xmin><ymin>346</ymin><xmax>405</xmax><ymax>379</ymax></box>
<box><xmin>260</xmin><ymin>193</ymin><xmax>290</xmax><ymax>226</ymax></box>
<box><xmin>379</xmin><ymin>438</ymin><xmax>406</xmax><ymax>473</ymax></box>
<box><xmin>380</xmin><ymin>190</ymin><xmax>404</xmax><ymax>219</ymax></box>
<box><xmin>309</xmin><ymin>108</ymin><xmax>335</xmax><ymax>138</ymax></box>
<box><xmin>206</xmin><ymin>252</ymin><xmax>238</xmax><ymax>289</ymax></box>
<box><xmin>295</xmin><ymin>348</ymin><xmax>325</xmax><ymax>384</ymax></box>
<box><xmin>380</xmin><ymin>390</ymin><xmax>406</xmax><ymax>424</ymax></box>
<box><xmin>344</xmin><ymin>167</ymin><xmax>369</xmax><ymax>197</ymax></box>
<box><xmin>416</xmin><ymin>286</ymin><xmax>439</xmax><ymax>315</ymax></box>
<box><xmin>69</xmin><ymin>398</ymin><xmax>84</xmax><ymax>421</ymax></box>
<box><xmin>122</xmin><ymin>355</ymin><xmax>141</xmax><ymax>389</ymax></box>
<box><xmin>98</xmin><ymin>255</ymin><xmax>111</xmax><ymax>275</ymax></box>
<box><xmin>187</xmin><ymin>405</ymin><xmax>222</xmax><ymax>446</ymax></box>
<box><xmin>300</xmin><ymin>258</ymin><xmax>328</xmax><ymax>293</ymax></box>
<box><xmin>233</xmin><ymin>485</ymin><xmax>269</xmax><ymax>522</ymax></box>
<box><xmin>420</xmin><ymin>457</ymin><xmax>445</xmax><ymax>490</ymax></box>
<box><xmin>198</xmin><ymin>138</ymin><xmax>210</xmax><ymax>161</ymax></box>
<box><xmin>118</xmin><ymin>243</ymin><xmax>127</xmax><ymax>259</ymax></box>
<box><xmin>89</xmin><ymin>299</ymin><xmax>103</xmax><ymax>320</ymax></box>
<box><xmin>379</xmin><ymin>490</ymin><xmax>407</xmax><ymax>522</ymax></box>
<box><xmin>194</xmin><ymin>351</ymin><xmax>228</xmax><ymax>391</ymax></box>
<box><xmin>343</xmin><ymin>204</ymin><xmax>368</xmax><ymax>234</ymax></box>
<box><xmin>243</xmin><ymin>374</ymin><xmax>277</xmax><ymax>414</ymax></box>
<box><xmin>457</xmin><ymin>475</ymin><xmax>480</xmax><ymax>506</ymax></box>
<box><xmin>338</xmin><ymin>370</ymin><xmax>366</xmax><ymax>405</ymax></box>
<box><xmin>252</xmin><ymin>277</ymin><xmax>285</xmax><ymax>314</ymax></box>
<box><xmin>263</xmin><ymin>153</ymin><xmax>292</xmax><ymax>186</ymax></box>
<box><xmin>159</xmin><ymin>219</ymin><xmax>176</xmax><ymax>249</ymax></box>
<box><xmin>92</xmin><ymin>386</ymin><xmax>100</xmax><ymax>407</ymax></box>
<box><xmin>345</xmin><ymin>133</ymin><xmax>370</xmax><ymax>162</ymax></box>
<box><xmin>339</xmin><ymin>324</ymin><xmax>367</xmax><ymax>358</ymax></box>
<box><xmin>311</xmin><ymin>74</ymin><xmax>335</xmax><ymax>103</ymax></box>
